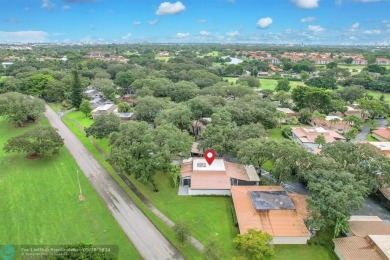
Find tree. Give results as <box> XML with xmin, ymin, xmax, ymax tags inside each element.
<box><xmin>187</xmin><ymin>96</ymin><xmax>214</xmax><ymax>119</ymax></box>
<box><xmin>289</xmin><ymin>116</ymin><xmax>299</xmax><ymax>125</ymax></box>
<box><xmin>101</xmin><ymin>85</ymin><xmax>116</xmax><ymax>100</ymax></box>
<box><xmin>233</xmin><ymin>229</ymin><xmax>275</xmax><ymax>260</ymax></box>
<box><xmin>358</xmin><ymin>98</ymin><xmax>387</xmax><ymax>120</ymax></box>
<box><xmin>306</xmin><ymin>169</ymin><xmax>367</xmax><ymax>232</ymax></box>
<box><xmin>344</xmin><ymin>127</ymin><xmax>359</xmax><ymax>141</ymax></box>
<box><xmin>70</xmin><ymin>70</ymin><xmax>83</xmax><ymax>109</ymax></box>
<box><xmin>321</xmin><ymin>142</ymin><xmax>390</xmax><ymax>193</ymax></box>
<box><xmin>0</xmin><ymin>92</ymin><xmax>46</xmax><ymax>127</ymax></box>
<box><xmin>170</xmin><ymin>81</ymin><xmax>200</xmax><ymax>102</ymax></box>
<box><xmin>273</xmin><ymin>91</ymin><xmax>290</xmax><ymax>105</ymax></box>
<box><xmin>275</xmin><ymin>78</ymin><xmax>291</xmax><ymax>92</ymax></box>
<box><xmin>109</xmin><ymin>121</ymin><xmax>162</xmax><ymax>191</ymax></box>
<box><xmin>339</xmin><ymin>85</ymin><xmax>366</xmax><ymax>104</ymax></box>
<box><xmin>326</xmin><ymin>62</ymin><xmax>338</xmax><ymax>69</ymax></box>
<box><xmin>173</xmin><ymin>220</ymin><xmax>190</xmax><ymax>246</ymax></box>
<box><xmin>26</xmin><ymin>73</ymin><xmax>54</xmax><ymax>96</ymax></box>
<box><xmin>305</xmin><ymin>75</ymin><xmax>337</xmax><ymax>89</ymax></box>
<box><xmin>227</xmin><ymin>85</ymin><xmax>254</xmax><ymax>100</ymax></box>
<box><xmin>237</xmin><ymin>75</ymin><xmax>260</xmax><ymax>88</ymax></box>
<box><xmin>275</xmin><ymin>110</ymin><xmax>287</xmax><ymax>128</ymax></box>
<box><xmin>118</xmin><ymin>102</ymin><xmax>131</xmax><ymax>113</ymax></box>
<box><xmin>297</xmin><ymin>108</ymin><xmax>312</xmax><ymax>124</ymax></box>
<box><xmin>154</xmin><ymin>104</ymin><xmax>193</xmax><ymax>131</ymax></box>
<box><xmin>4</xmin><ymin>126</ymin><xmax>64</xmax><ymax>158</ymax></box>
<box><xmin>114</xmin><ymin>71</ymin><xmax>135</xmax><ymax>94</ymax></box>
<box><xmin>314</xmin><ymin>135</ymin><xmax>326</xmax><ymax>148</ymax></box>
<box><xmin>85</xmin><ymin>113</ymin><xmax>121</xmax><ymax>139</ymax></box>
<box><xmin>79</xmin><ymin>99</ymin><xmax>92</xmax><ymax>116</ymax></box>
<box><xmin>48</xmin><ymin>242</ymin><xmax>116</xmax><ymax>260</ymax></box>
<box><xmin>135</xmin><ymin>96</ymin><xmax>168</xmax><ymax>122</ymax></box>
<box><xmin>203</xmin><ymin>239</ymin><xmax>225</xmax><ymax>260</ymax></box>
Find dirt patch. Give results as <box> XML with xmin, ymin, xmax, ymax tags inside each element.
<box><xmin>27</xmin><ymin>153</ymin><xmax>39</xmax><ymax>159</ymax></box>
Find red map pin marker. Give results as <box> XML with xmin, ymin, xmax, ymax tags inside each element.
<box><xmin>204</xmin><ymin>149</ymin><xmax>216</xmax><ymax>165</ymax></box>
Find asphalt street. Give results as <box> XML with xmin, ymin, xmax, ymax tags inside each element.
<box><xmin>45</xmin><ymin>105</ymin><xmax>183</xmax><ymax>260</ymax></box>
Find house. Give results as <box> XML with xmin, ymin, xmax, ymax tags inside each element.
<box><xmin>372</xmin><ymin>128</ymin><xmax>390</xmax><ymax>142</ymax></box>
<box><xmin>291</xmin><ymin>127</ymin><xmax>345</xmax><ymax>153</ymax></box>
<box><xmin>310</xmin><ymin>57</ymin><xmax>333</xmax><ymax>65</ymax></box>
<box><xmin>189</xmin><ymin>118</ymin><xmax>212</xmax><ymax>136</ymax></box>
<box><xmin>84</xmin><ymin>89</ymin><xmax>100</xmax><ymax>99</ymax></box>
<box><xmin>89</xmin><ymin>97</ymin><xmax>105</xmax><ymax>108</ymax></box>
<box><xmin>231</xmin><ymin>186</ymin><xmax>311</xmax><ymax>244</ymax></box>
<box><xmin>191</xmin><ymin>142</ymin><xmax>203</xmax><ymax>157</ymax></box>
<box><xmin>333</xmin><ymin>216</ymin><xmax>390</xmax><ymax>260</ymax></box>
<box><xmin>92</xmin><ymin>104</ymin><xmax>118</xmax><ymax>119</ymax></box>
<box><xmin>117</xmin><ymin>96</ymin><xmax>138</xmax><ymax>106</ymax></box>
<box><xmin>376</xmin><ymin>58</ymin><xmax>390</xmax><ymax>66</ymax></box>
<box><xmin>179</xmin><ymin>158</ymin><xmax>260</xmax><ymax>196</ymax></box>
<box><xmin>310</xmin><ymin>116</ymin><xmax>351</xmax><ymax>133</ymax></box>
<box><xmin>1</xmin><ymin>62</ymin><xmax>13</xmax><ymax>69</ymax></box>
<box><xmin>367</xmin><ymin>142</ymin><xmax>390</xmax><ymax>158</ymax></box>
<box><xmin>118</xmin><ymin>112</ymin><xmax>135</xmax><ymax>121</ymax></box>
<box><xmin>352</xmin><ymin>58</ymin><xmax>368</xmax><ymax>65</ymax></box>
<box><xmin>276</xmin><ymin>107</ymin><xmax>297</xmax><ymax>117</ymax></box>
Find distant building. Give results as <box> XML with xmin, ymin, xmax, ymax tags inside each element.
<box><xmin>1</xmin><ymin>62</ymin><xmax>13</xmax><ymax>69</ymax></box>
<box><xmin>376</xmin><ymin>58</ymin><xmax>390</xmax><ymax>66</ymax></box>
<box><xmin>118</xmin><ymin>112</ymin><xmax>135</xmax><ymax>121</ymax></box>
<box><xmin>310</xmin><ymin>115</ymin><xmax>351</xmax><ymax>133</ymax></box>
<box><xmin>92</xmin><ymin>104</ymin><xmax>118</xmax><ymax>119</ymax></box>
<box><xmin>292</xmin><ymin>127</ymin><xmax>345</xmax><ymax>153</ymax></box>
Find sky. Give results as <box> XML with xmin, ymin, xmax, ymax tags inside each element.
<box><xmin>0</xmin><ymin>0</ymin><xmax>389</xmax><ymax>45</ymax></box>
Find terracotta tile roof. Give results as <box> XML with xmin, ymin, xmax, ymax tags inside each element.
<box><xmin>333</xmin><ymin>236</ymin><xmax>383</xmax><ymax>260</ymax></box>
<box><xmin>373</xmin><ymin>128</ymin><xmax>390</xmax><ymax>141</ymax></box>
<box><xmin>292</xmin><ymin>127</ymin><xmax>345</xmax><ymax>144</ymax></box>
<box><xmin>231</xmin><ymin>186</ymin><xmax>310</xmax><ymax>237</ymax></box>
<box><xmin>191</xmin><ymin>172</ymin><xmax>231</xmax><ymax>189</ymax></box>
<box><xmin>311</xmin><ymin>118</ymin><xmax>351</xmax><ymax>132</ymax></box>
<box><xmin>349</xmin><ymin>218</ymin><xmax>390</xmax><ymax>237</ymax></box>
<box><xmin>191</xmin><ymin>142</ymin><xmax>202</xmax><ymax>154</ymax></box>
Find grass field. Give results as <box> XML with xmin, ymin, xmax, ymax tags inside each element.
<box><xmin>155</xmin><ymin>56</ymin><xmax>170</xmax><ymax>62</ymax></box>
<box><xmin>0</xmin><ymin>117</ymin><xmax>140</xmax><ymax>260</ymax></box>
<box><xmin>62</xmin><ymin>110</ymin><xmax>337</xmax><ymax>260</ymax></box>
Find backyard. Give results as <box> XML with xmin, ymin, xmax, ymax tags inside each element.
<box><xmin>0</xmin><ymin>117</ymin><xmax>140</xmax><ymax>260</ymax></box>
<box><xmin>61</xmin><ymin>109</ymin><xmax>337</xmax><ymax>259</ymax></box>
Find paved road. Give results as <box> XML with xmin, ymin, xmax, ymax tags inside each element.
<box><xmin>355</xmin><ymin>119</ymin><xmax>387</xmax><ymax>142</ymax></box>
<box><xmin>45</xmin><ymin>105</ymin><xmax>183</xmax><ymax>260</ymax></box>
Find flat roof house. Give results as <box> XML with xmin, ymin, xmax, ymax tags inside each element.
<box><xmin>179</xmin><ymin>158</ymin><xmax>260</xmax><ymax>196</ymax></box>
<box><xmin>292</xmin><ymin>127</ymin><xmax>345</xmax><ymax>153</ymax></box>
<box><xmin>92</xmin><ymin>104</ymin><xmax>118</xmax><ymax>119</ymax></box>
<box><xmin>231</xmin><ymin>186</ymin><xmax>311</xmax><ymax>244</ymax></box>
<box><xmin>333</xmin><ymin>216</ymin><xmax>390</xmax><ymax>260</ymax></box>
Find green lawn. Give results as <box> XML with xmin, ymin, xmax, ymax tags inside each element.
<box><xmin>205</xmin><ymin>51</ymin><xmax>220</xmax><ymax>57</ymax></box>
<box><xmin>260</xmin><ymin>79</ymin><xmax>304</xmax><ymax>91</ymax></box>
<box><xmin>0</xmin><ymin>117</ymin><xmax>140</xmax><ymax>260</ymax></box>
<box><xmin>367</xmin><ymin>133</ymin><xmax>378</xmax><ymax>141</ymax></box>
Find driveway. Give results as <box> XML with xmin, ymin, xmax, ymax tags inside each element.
<box><xmin>45</xmin><ymin>105</ymin><xmax>183</xmax><ymax>260</ymax></box>
<box><xmin>355</xmin><ymin>119</ymin><xmax>387</xmax><ymax>142</ymax></box>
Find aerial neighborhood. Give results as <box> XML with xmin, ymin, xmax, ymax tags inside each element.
<box><xmin>1</xmin><ymin>1</ymin><xmax>390</xmax><ymax>259</ymax></box>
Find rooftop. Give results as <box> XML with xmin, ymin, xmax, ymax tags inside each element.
<box><xmin>369</xmin><ymin>142</ymin><xmax>390</xmax><ymax>151</ymax></box>
<box><xmin>249</xmin><ymin>190</ymin><xmax>296</xmax><ymax>210</ymax></box>
<box><xmin>349</xmin><ymin>216</ymin><xmax>390</xmax><ymax>238</ymax></box>
<box><xmin>333</xmin><ymin>236</ymin><xmax>383</xmax><ymax>260</ymax></box>
<box><xmin>231</xmin><ymin>186</ymin><xmax>310</xmax><ymax>236</ymax></box>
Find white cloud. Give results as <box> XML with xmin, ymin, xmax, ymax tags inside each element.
<box><xmin>291</xmin><ymin>0</ymin><xmax>319</xmax><ymax>9</ymax></box>
<box><xmin>351</xmin><ymin>22</ymin><xmax>360</xmax><ymax>29</ymax></box>
<box><xmin>300</xmin><ymin>16</ymin><xmax>316</xmax><ymax>23</ymax></box>
<box><xmin>363</xmin><ymin>29</ymin><xmax>381</xmax><ymax>34</ymax></box>
<box><xmin>63</xmin><ymin>5</ymin><xmax>70</xmax><ymax>10</ymax></box>
<box><xmin>121</xmin><ymin>33</ymin><xmax>132</xmax><ymax>40</ymax></box>
<box><xmin>176</xmin><ymin>32</ymin><xmax>190</xmax><ymax>38</ymax></box>
<box><xmin>41</xmin><ymin>0</ymin><xmax>54</xmax><ymax>10</ymax></box>
<box><xmin>226</xmin><ymin>31</ymin><xmax>240</xmax><ymax>37</ymax></box>
<box><xmin>308</xmin><ymin>25</ymin><xmax>326</xmax><ymax>32</ymax></box>
<box><xmin>148</xmin><ymin>19</ymin><xmax>159</xmax><ymax>25</ymax></box>
<box><xmin>197</xmin><ymin>19</ymin><xmax>206</xmax><ymax>23</ymax></box>
<box><xmin>257</xmin><ymin>17</ymin><xmax>273</xmax><ymax>29</ymax></box>
<box><xmin>0</xmin><ymin>31</ymin><xmax>48</xmax><ymax>43</ymax></box>
<box><xmin>199</xmin><ymin>31</ymin><xmax>211</xmax><ymax>36</ymax></box>
<box><xmin>132</xmin><ymin>21</ymin><xmax>142</xmax><ymax>25</ymax></box>
<box><xmin>156</xmin><ymin>1</ymin><xmax>186</xmax><ymax>15</ymax></box>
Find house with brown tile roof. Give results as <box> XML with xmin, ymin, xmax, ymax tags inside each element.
<box><xmin>310</xmin><ymin>116</ymin><xmax>351</xmax><ymax>133</ymax></box>
<box><xmin>179</xmin><ymin>158</ymin><xmax>260</xmax><ymax>196</ymax></box>
<box><xmin>372</xmin><ymin>128</ymin><xmax>390</xmax><ymax>142</ymax></box>
<box><xmin>231</xmin><ymin>186</ymin><xmax>311</xmax><ymax>244</ymax></box>
<box><xmin>333</xmin><ymin>216</ymin><xmax>390</xmax><ymax>260</ymax></box>
<box><xmin>291</xmin><ymin>127</ymin><xmax>345</xmax><ymax>153</ymax></box>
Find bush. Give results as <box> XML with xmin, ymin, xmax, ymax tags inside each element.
<box><xmin>231</xmin><ymin>205</ymin><xmax>238</xmax><ymax>227</ymax></box>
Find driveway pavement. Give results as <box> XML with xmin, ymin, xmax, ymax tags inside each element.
<box><xmin>45</xmin><ymin>105</ymin><xmax>183</xmax><ymax>260</ymax></box>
